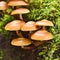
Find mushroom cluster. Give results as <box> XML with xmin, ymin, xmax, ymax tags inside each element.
<box><xmin>3</xmin><ymin>0</ymin><xmax>54</xmax><ymax>49</ymax></box>
<box><xmin>31</xmin><ymin>19</ymin><xmax>54</xmax><ymax>41</ymax></box>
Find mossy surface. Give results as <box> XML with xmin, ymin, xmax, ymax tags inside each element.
<box><xmin>0</xmin><ymin>0</ymin><xmax>60</xmax><ymax>60</ymax></box>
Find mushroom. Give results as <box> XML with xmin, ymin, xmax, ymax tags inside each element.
<box><xmin>21</xmin><ymin>21</ymin><xmax>37</xmax><ymax>31</ymax></box>
<box><xmin>31</xmin><ymin>19</ymin><xmax>54</xmax><ymax>41</ymax></box>
<box><xmin>21</xmin><ymin>21</ymin><xmax>37</xmax><ymax>37</ymax></box>
<box><xmin>11</xmin><ymin>8</ymin><xmax>30</xmax><ymax>20</ymax></box>
<box><xmin>8</xmin><ymin>0</ymin><xmax>28</xmax><ymax>7</ymax></box>
<box><xmin>36</xmin><ymin>19</ymin><xmax>53</xmax><ymax>30</ymax></box>
<box><xmin>11</xmin><ymin>37</ymin><xmax>32</xmax><ymax>48</ymax></box>
<box><xmin>5</xmin><ymin>20</ymin><xmax>25</xmax><ymax>37</ymax></box>
<box><xmin>31</xmin><ymin>30</ymin><xmax>53</xmax><ymax>41</ymax></box>
<box><xmin>0</xmin><ymin>1</ymin><xmax>7</xmax><ymax>13</ymax></box>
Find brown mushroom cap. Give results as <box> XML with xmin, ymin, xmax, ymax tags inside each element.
<box><xmin>31</xmin><ymin>30</ymin><xmax>53</xmax><ymax>41</ymax></box>
<box><xmin>11</xmin><ymin>8</ymin><xmax>30</xmax><ymax>15</ymax></box>
<box><xmin>11</xmin><ymin>38</ymin><xmax>32</xmax><ymax>46</ymax></box>
<box><xmin>36</xmin><ymin>19</ymin><xmax>53</xmax><ymax>26</ymax></box>
<box><xmin>5</xmin><ymin>20</ymin><xmax>25</xmax><ymax>31</ymax></box>
<box><xmin>0</xmin><ymin>1</ymin><xmax>7</xmax><ymax>10</ymax></box>
<box><xmin>21</xmin><ymin>21</ymin><xmax>37</xmax><ymax>31</ymax></box>
<box><xmin>8</xmin><ymin>0</ymin><xmax>28</xmax><ymax>6</ymax></box>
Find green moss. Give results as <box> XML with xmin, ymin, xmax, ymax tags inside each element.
<box><xmin>0</xmin><ymin>0</ymin><xmax>60</xmax><ymax>60</ymax></box>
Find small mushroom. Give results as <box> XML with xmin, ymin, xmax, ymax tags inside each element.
<box><xmin>31</xmin><ymin>30</ymin><xmax>53</xmax><ymax>41</ymax></box>
<box><xmin>0</xmin><ymin>1</ymin><xmax>7</xmax><ymax>13</ymax></box>
<box><xmin>5</xmin><ymin>20</ymin><xmax>21</xmax><ymax>31</ymax></box>
<box><xmin>11</xmin><ymin>37</ymin><xmax>32</xmax><ymax>48</ymax></box>
<box><xmin>8</xmin><ymin>0</ymin><xmax>28</xmax><ymax>6</ymax></box>
<box><xmin>11</xmin><ymin>8</ymin><xmax>30</xmax><ymax>20</ymax></box>
<box><xmin>21</xmin><ymin>21</ymin><xmax>37</xmax><ymax>38</ymax></box>
<box><xmin>36</xmin><ymin>19</ymin><xmax>53</xmax><ymax>29</ymax></box>
<box><xmin>21</xmin><ymin>21</ymin><xmax>37</xmax><ymax>31</ymax></box>
<box><xmin>5</xmin><ymin>20</ymin><xmax>25</xmax><ymax>37</ymax></box>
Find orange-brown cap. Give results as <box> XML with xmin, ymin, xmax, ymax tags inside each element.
<box><xmin>11</xmin><ymin>8</ymin><xmax>30</xmax><ymax>15</ymax></box>
<box><xmin>36</xmin><ymin>19</ymin><xmax>53</xmax><ymax>26</ymax></box>
<box><xmin>8</xmin><ymin>0</ymin><xmax>28</xmax><ymax>6</ymax></box>
<box><xmin>11</xmin><ymin>38</ymin><xmax>32</xmax><ymax>46</ymax></box>
<box><xmin>0</xmin><ymin>1</ymin><xmax>7</xmax><ymax>10</ymax></box>
<box><xmin>31</xmin><ymin>30</ymin><xmax>53</xmax><ymax>41</ymax></box>
<box><xmin>21</xmin><ymin>21</ymin><xmax>37</xmax><ymax>31</ymax></box>
<box><xmin>5</xmin><ymin>20</ymin><xmax>22</xmax><ymax>31</ymax></box>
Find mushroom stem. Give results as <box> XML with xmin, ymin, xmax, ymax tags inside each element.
<box><xmin>21</xmin><ymin>46</ymin><xmax>24</xmax><ymax>48</ymax></box>
<box><xmin>28</xmin><ymin>0</ymin><xmax>30</xmax><ymax>4</ymax></box>
<box><xmin>23</xmin><ymin>46</ymin><xmax>31</xmax><ymax>49</ymax></box>
<box><xmin>19</xmin><ymin>14</ymin><xmax>23</xmax><ymax>20</ymax></box>
<box><xmin>33</xmin><ymin>41</ymin><xmax>44</xmax><ymax>47</ymax></box>
<box><xmin>12</xmin><ymin>6</ymin><xmax>15</xmax><ymax>9</ymax></box>
<box><xmin>16</xmin><ymin>30</ymin><xmax>23</xmax><ymax>37</ymax></box>
<box><xmin>30</xmin><ymin>31</ymin><xmax>32</xmax><ymax>34</ymax></box>
<box><xmin>16</xmin><ymin>6</ymin><xmax>21</xmax><ymax>9</ymax></box>
<box><xmin>3</xmin><ymin>10</ymin><xmax>6</xmax><ymax>14</ymax></box>
<box><xmin>42</xmin><ymin>26</ymin><xmax>46</xmax><ymax>30</ymax></box>
<box><xmin>29</xmin><ymin>31</ymin><xmax>32</xmax><ymax>38</ymax></box>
